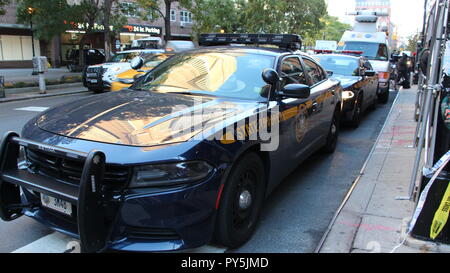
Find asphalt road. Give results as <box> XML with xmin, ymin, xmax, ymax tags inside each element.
<box><xmin>0</xmin><ymin>90</ymin><xmax>398</xmax><ymax>253</ymax></box>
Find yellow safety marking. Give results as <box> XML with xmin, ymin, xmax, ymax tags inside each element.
<box><xmin>430</xmin><ymin>182</ymin><xmax>450</xmax><ymax>240</ymax></box>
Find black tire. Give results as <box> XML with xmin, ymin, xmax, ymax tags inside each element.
<box><xmin>322</xmin><ymin>110</ymin><xmax>340</xmax><ymax>154</ymax></box>
<box><xmin>378</xmin><ymin>87</ymin><xmax>389</xmax><ymax>104</ymax></box>
<box><xmin>214</xmin><ymin>152</ymin><xmax>266</xmax><ymax>249</ymax></box>
<box><xmin>349</xmin><ymin>94</ymin><xmax>363</xmax><ymax>128</ymax></box>
<box><xmin>89</xmin><ymin>88</ymin><xmax>104</xmax><ymax>94</ymax></box>
<box><xmin>368</xmin><ymin>94</ymin><xmax>377</xmax><ymax>111</ymax></box>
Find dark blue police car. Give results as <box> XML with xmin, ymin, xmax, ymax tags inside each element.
<box><xmin>0</xmin><ymin>34</ymin><xmax>342</xmax><ymax>252</ymax></box>
<box><xmin>314</xmin><ymin>53</ymin><xmax>378</xmax><ymax>128</ymax></box>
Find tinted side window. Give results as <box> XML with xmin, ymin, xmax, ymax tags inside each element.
<box><xmin>303</xmin><ymin>59</ymin><xmax>325</xmax><ymax>85</ymax></box>
<box><xmin>363</xmin><ymin>60</ymin><xmax>373</xmax><ymax>70</ymax></box>
<box><xmin>377</xmin><ymin>44</ymin><xmax>388</xmax><ymax>60</ymax></box>
<box><xmin>280</xmin><ymin>57</ymin><xmax>308</xmax><ymax>88</ymax></box>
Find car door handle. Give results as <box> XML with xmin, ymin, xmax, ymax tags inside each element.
<box><xmin>312</xmin><ymin>102</ymin><xmax>319</xmax><ymax>112</ymax></box>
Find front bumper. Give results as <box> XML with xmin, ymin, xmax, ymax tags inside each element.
<box><xmin>378</xmin><ymin>80</ymin><xmax>389</xmax><ymax>94</ymax></box>
<box><xmin>0</xmin><ymin>133</ymin><xmax>225</xmax><ymax>252</ymax></box>
<box><xmin>110</xmin><ymin>81</ymin><xmax>131</xmax><ymax>92</ymax></box>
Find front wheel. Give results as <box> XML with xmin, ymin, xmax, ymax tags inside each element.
<box><xmin>348</xmin><ymin>94</ymin><xmax>363</xmax><ymax>128</ymax></box>
<box><xmin>214</xmin><ymin>152</ymin><xmax>266</xmax><ymax>249</ymax></box>
<box><xmin>322</xmin><ymin>110</ymin><xmax>340</xmax><ymax>154</ymax></box>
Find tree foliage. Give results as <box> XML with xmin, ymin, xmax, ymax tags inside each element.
<box><xmin>0</xmin><ymin>0</ymin><xmax>9</xmax><ymax>16</ymax></box>
<box><xmin>406</xmin><ymin>32</ymin><xmax>420</xmax><ymax>53</ymax></box>
<box><xmin>184</xmin><ymin>0</ymin><xmax>328</xmax><ymax>43</ymax></box>
<box><xmin>304</xmin><ymin>15</ymin><xmax>351</xmax><ymax>47</ymax></box>
<box><xmin>16</xmin><ymin>0</ymin><xmax>75</xmax><ymax>41</ymax></box>
<box><xmin>136</xmin><ymin>0</ymin><xmax>190</xmax><ymax>41</ymax></box>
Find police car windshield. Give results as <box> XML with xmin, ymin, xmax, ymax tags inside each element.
<box><xmin>132</xmin><ymin>51</ymin><xmax>275</xmax><ymax>100</ymax></box>
<box><xmin>338</xmin><ymin>42</ymin><xmax>388</xmax><ymax>61</ymax></box>
<box><xmin>315</xmin><ymin>55</ymin><xmax>359</xmax><ymax>77</ymax></box>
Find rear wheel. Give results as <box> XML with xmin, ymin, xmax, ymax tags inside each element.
<box><xmin>378</xmin><ymin>84</ymin><xmax>389</xmax><ymax>104</ymax></box>
<box><xmin>214</xmin><ymin>152</ymin><xmax>265</xmax><ymax>249</ymax></box>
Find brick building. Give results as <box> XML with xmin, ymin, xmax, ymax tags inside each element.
<box><xmin>0</xmin><ymin>0</ymin><xmax>195</xmax><ymax>68</ymax></box>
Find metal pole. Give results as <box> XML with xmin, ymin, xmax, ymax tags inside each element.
<box><xmin>407</xmin><ymin>0</ymin><xmax>446</xmax><ymax>201</ymax></box>
<box><xmin>407</xmin><ymin>85</ymin><xmax>434</xmax><ymax>200</ymax></box>
<box><xmin>30</xmin><ymin>14</ymin><xmax>35</xmax><ymax>58</ymax></box>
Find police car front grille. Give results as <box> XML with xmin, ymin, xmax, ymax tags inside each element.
<box><xmin>26</xmin><ymin>149</ymin><xmax>130</xmax><ymax>186</ymax></box>
<box><xmin>87</xmin><ymin>67</ymin><xmax>101</xmax><ymax>74</ymax></box>
<box><xmin>124</xmin><ymin>226</ymin><xmax>181</xmax><ymax>241</ymax></box>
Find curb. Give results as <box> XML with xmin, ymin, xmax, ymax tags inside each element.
<box><xmin>0</xmin><ymin>89</ymin><xmax>90</xmax><ymax>103</ymax></box>
<box><xmin>5</xmin><ymin>82</ymin><xmax>84</xmax><ymax>94</ymax></box>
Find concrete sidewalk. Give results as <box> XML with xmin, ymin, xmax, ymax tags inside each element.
<box><xmin>0</xmin><ymin>83</ymin><xmax>89</xmax><ymax>103</ymax></box>
<box><xmin>318</xmin><ymin>86</ymin><xmax>450</xmax><ymax>253</ymax></box>
<box><xmin>0</xmin><ymin>68</ymin><xmax>81</xmax><ymax>84</ymax></box>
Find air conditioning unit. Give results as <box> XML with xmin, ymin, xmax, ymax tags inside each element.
<box><xmin>180</xmin><ymin>21</ymin><xmax>186</xmax><ymax>28</ymax></box>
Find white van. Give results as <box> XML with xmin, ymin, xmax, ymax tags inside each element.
<box><xmin>337</xmin><ymin>13</ymin><xmax>391</xmax><ymax>103</ymax></box>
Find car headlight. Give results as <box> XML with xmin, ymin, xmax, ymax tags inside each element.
<box><xmin>129</xmin><ymin>161</ymin><xmax>214</xmax><ymax>188</ymax></box>
<box><xmin>342</xmin><ymin>91</ymin><xmax>355</xmax><ymax>100</ymax></box>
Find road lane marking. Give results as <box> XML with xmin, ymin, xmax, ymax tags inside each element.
<box><xmin>11</xmin><ymin>232</ymin><xmax>74</xmax><ymax>253</ymax></box>
<box><xmin>14</xmin><ymin>107</ymin><xmax>49</xmax><ymax>112</ymax></box>
<box><xmin>11</xmin><ymin>231</ymin><xmax>227</xmax><ymax>253</ymax></box>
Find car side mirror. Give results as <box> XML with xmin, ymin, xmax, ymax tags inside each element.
<box><xmin>279</xmin><ymin>84</ymin><xmax>311</xmax><ymax>99</ymax></box>
<box><xmin>130</xmin><ymin>56</ymin><xmax>144</xmax><ymax>70</ymax></box>
<box><xmin>133</xmin><ymin>73</ymin><xmax>144</xmax><ymax>81</ymax></box>
<box><xmin>326</xmin><ymin>71</ymin><xmax>334</xmax><ymax>77</ymax></box>
<box><xmin>262</xmin><ymin>68</ymin><xmax>280</xmax><ymax>85</ymax></box>
<box><xmin>364</xmin><ymin>70</ymin><xmax>376</xmax><ymax>77</ymax></box>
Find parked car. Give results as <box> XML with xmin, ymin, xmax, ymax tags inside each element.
<box><xmin>0</xmin><ymin>34</ymin><xmax>342</xmax><ymax>253</ymax></box>
<box><xmin>314</xmin><ymin>53</ymin><xmax>379</xmax><ymax>128</ymax></box>
<box><xmin>83</xmin><ymin>49</ymin><xmax>164</xmax><ymax>93</ymax></box>
<box><xmin>66</xmin><ymin>48</ymin><xmax>105</xmax><ymax>72</ymax></box>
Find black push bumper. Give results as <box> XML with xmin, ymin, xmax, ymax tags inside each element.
<box><xmin>0</xmin><ymin>132</ymin><xmax>113</xmax><ymax>253</ymax></box>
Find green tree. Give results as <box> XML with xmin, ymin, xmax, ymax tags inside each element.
<box><xmin>136</xmin><ymin>0</ymin><xmax>191</xmax><ymax>41</ymax></box>
<box><xmin>16</xmin><ymin>0</ymin><xmax>75</xmax><ymax>41</ymax></box>
<box><xmin>319</xmin><ymin>16</ymin><xmax>352</xmax><ymax>42</ymax></box>
<box><xmin>406</xmin><ymin>32</ymin><xmax>420</xmax><ymax>53</ymax></box>
<box><xmin>0</xmin><ymin>0</ymin><xmax>9</xmax><ymax>15</ymax></box>
<box><xmin>184</xmin><ymin>0</ymin><xmax>240</xmax><ymax>35</ymax></box>
<box><xmin>184</xmin><ymin>0</ymin><xmax>328</xmax><ymax>44</ymax></box>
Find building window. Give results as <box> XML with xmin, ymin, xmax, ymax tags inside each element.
<box><xmin>170</xmin><ymin>9</ymin><xmax>176</xmax><ymax>22</ymax></box>
<box><xmin>0</xmin><ymin>35</ymin><xmax>40</xmax><ymax>61</ymax></box>
<box><xmin>180</xmin><ymin>10</ymin><xmax>192</xmax><ymax>23</ymax></box>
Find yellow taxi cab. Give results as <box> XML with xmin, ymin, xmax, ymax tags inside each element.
<box><xmin>110</xmin><ymin>53</ymin><xmax>174</xmax><ymax>91</ymax></box>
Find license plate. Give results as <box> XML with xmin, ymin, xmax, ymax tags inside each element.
<box><xmin>89</xmin><ymin>79</ymin><xmax>98</xmax><ymax>83</ymax></box>
<box><xmin>87</xmin><ymin>73</ymin><xmax>97</xmax><ymax>77</ymax></box>
<box><xmin>41</xmin><ymin>194</ymin><xmax>72</xmax><ymax>216</ymax></box>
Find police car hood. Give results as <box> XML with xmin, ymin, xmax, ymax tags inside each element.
<box><xmin>36</xmin><ymin>90</ymin><xmax>259</xmax><ymax>146</ymax></box>
<box><xmin>332</xmin><ymin>75</ymin><xmax>360</xmax><ymax>89</ymax></box>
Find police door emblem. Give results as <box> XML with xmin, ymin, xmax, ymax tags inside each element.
<box><xmin>294</xmin><ymin>111</ymin><xmax>307</xmax><ymax>143</ymax></box>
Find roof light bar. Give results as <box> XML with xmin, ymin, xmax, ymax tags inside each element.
<box><xmin>199</xmin><ymin>33</ymin><xmax>302</xmax><ymax>51</ymax></box>
<box><xmin>314</xmin><ymin>50</ymin><xmax>364</xmax><ymax>56</ymax></box>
